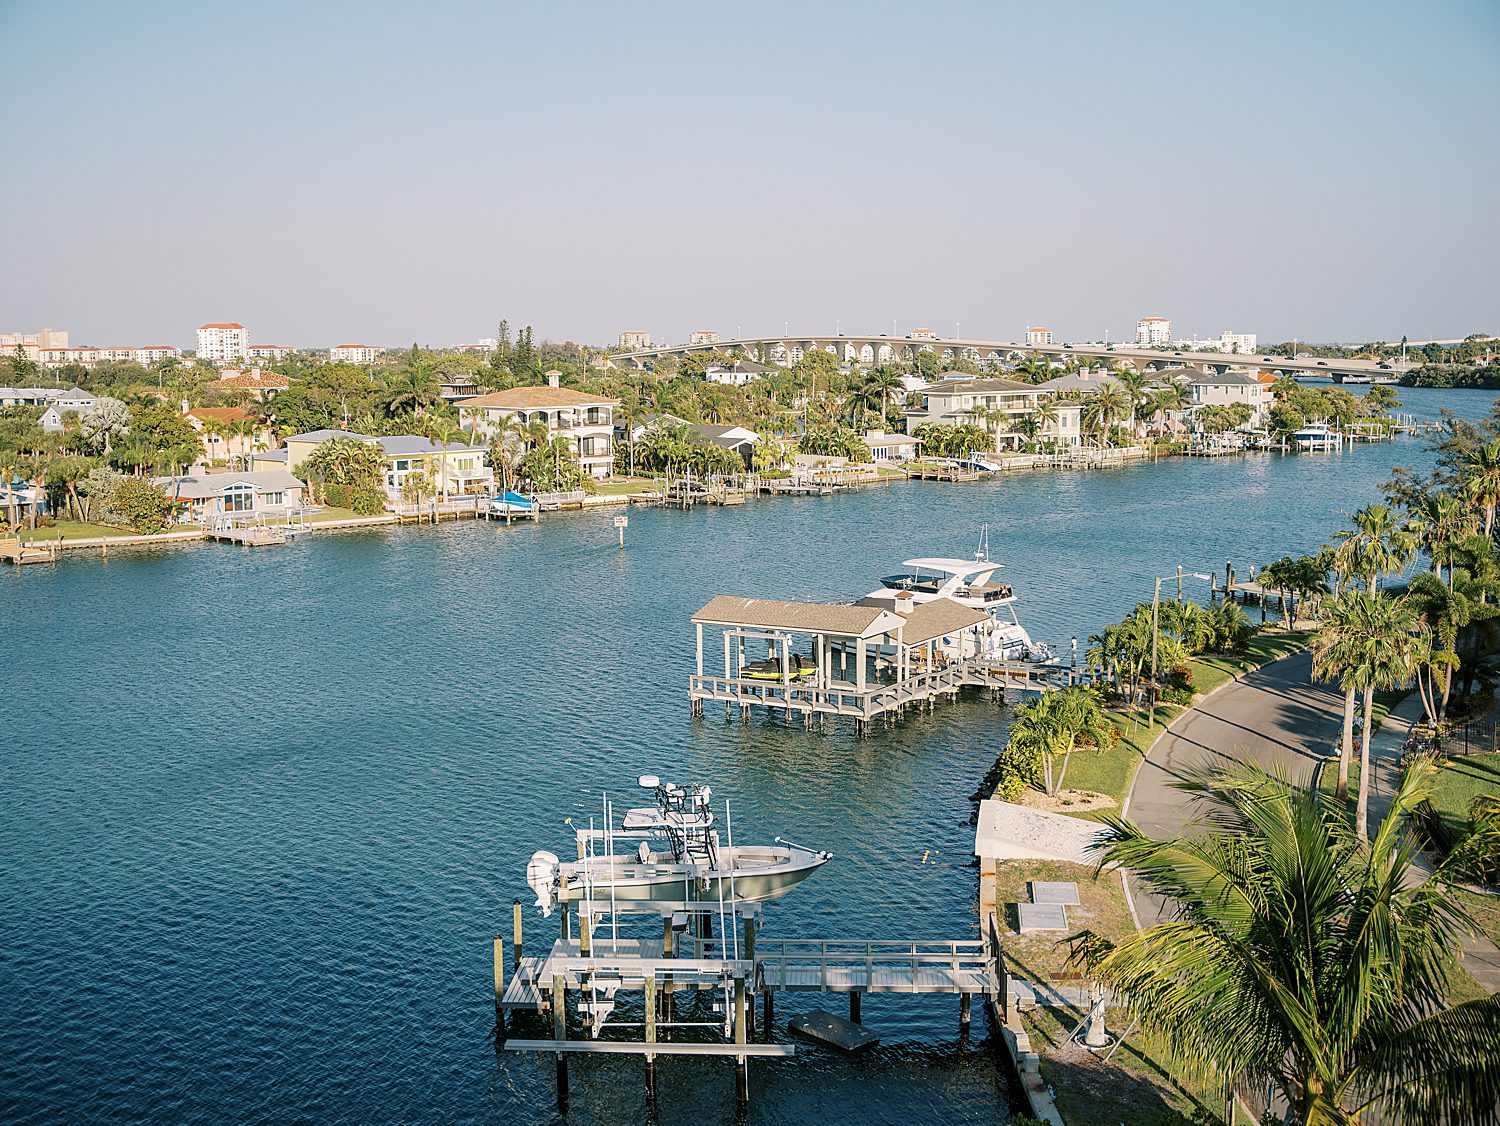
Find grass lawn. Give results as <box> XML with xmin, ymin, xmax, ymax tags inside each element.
<box><xmin>993</xmin><ymin>860</ymin><xmax>1247</xmax><ymax>1125</ymax></box>
<box><xmin>1056</xmin><ymin>631</ymin><xmax>1312</xmax><ymax>820</ymax></box>
<box><xmin>590</xmin><ymin>479</ymin><xmax>655</xmax><ymax>497</ymax></box>
<box><xmin>1430</xmin><ymin>752</ymin><xmax>1500</xmax><ymax>840</ymax></box>
<box><xmin>17</xmin><ymin>519</ymin><xmax>149</xmax><ymax>541</ymax></box>
<box><xmin>302</xmin><ymin>507</ymin><xmax>386</xmax><ymax>523</ymax></box>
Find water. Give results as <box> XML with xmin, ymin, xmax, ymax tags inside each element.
<box><xmin>2</xmin><ymin>386</ymin><xmax>1491</xmax><ymax>1125</ymax></box>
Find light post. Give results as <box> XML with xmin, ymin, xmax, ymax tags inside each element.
<box><xmin>1149</xmin><ymin>569</ymin><xmax>1213</xmax><ymax>713</ymax></box>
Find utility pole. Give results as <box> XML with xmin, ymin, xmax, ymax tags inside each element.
<box><xmin>1150</xmin><ymin>576</ymin><xmax>1163</xmax><ymax>713</ymax></box>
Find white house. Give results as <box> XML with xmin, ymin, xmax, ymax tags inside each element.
<box><xmin>156</xmin><ymin>469</ymin><xmax>306</xmax><ymax>524</ymax></box>
<box><xmin>456</xmin><ymin>379</ymin><xmax>618</xmax><ymax>480</ymax></box>
<box><xmin>689</xmin><ymin>423</ymin><xmax>759</xmax><ymax>468</ymax></box>
<box><xmin>705</xmin><ymin>359</ymin><xmax>777</xmax><ymax>386</ymax></box>
<box><xmin>904</xmin><ymin>374</ymin><xmax>1084</xmax><ymax>449</ymax></box>
<box><xmin>862</xmin><ymin>430</ymin><xmax>920</xmax><ymax>463</ymax></box>
<box><xmin>38</xmin><ymin>388</ymin><xmax>115</xmax><ymax>431</ymax></box>
<box><xmin>252</xmin><ymin>430</ymin><xmax>492</xmax><ymax>500</ymax></box>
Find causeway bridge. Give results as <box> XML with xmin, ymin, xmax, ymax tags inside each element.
<box><xmin>610</xmin><ymin>333</ymin><xmax>1404</xmax><ymax>381</ymax></box>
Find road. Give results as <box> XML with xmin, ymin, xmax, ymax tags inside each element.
<box><xmin>1123</xmin><ymin>650</ymin><xmax>1500</xmax><ymax>990</ymax></box>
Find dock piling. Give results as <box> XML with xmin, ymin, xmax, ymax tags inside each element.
<box><xmin>512</xmin><ymin>898</ymin><xmax>523</xmax><ymax>969</ymax></box>
<box><xmin>959</xmin><ymin>992</ymin><xmax>971</xmax><ymax>1029</ymax></box>
<box><xmin>493</xmin><ymin>936</ymin><xmax>506</xmax><ymax>1038</ymax></box>
<box><xmin>644</xmin><ymin>974</ymin><xmax>658</xmax><ymax>1102</ymax></box>
<box><xmin>734</xmin><ymin>973</ymin><xmax>749</xmax><ymax>1104</ymax></box>
<box><xmin>849</xmin><ymin>990</ymin><xmax>862</xmax><ymax>1023</ymax></box>
<box><xmin>551</xmin><ymin>973</ymin><xmax>568</xmax><ymax>1107</ymax></box>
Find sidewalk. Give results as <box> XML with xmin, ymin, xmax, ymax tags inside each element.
<box><xmin>1366</xmin><ymin>694</ymin><xmax>1500</xmax><ymax>993</ymax></box>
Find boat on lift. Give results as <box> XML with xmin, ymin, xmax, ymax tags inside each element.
<box><xmin>525</xmin><ymin>776</ymin><xmax>832</xmax><ymax>917</ymax></box>
<box><xmin>862</xmin><ymin>529</ymin><xmax>1057</xmax><ymax>663</ymax></box>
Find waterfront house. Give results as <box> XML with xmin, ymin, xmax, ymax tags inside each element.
<box><xmin>903</xmin><ymin>374</ymin><xmax>1083</xmax><ymax>450</ymax></box>
<box><xmin>1187</xmin><ymin>370</ymin><xmax>1272</xmax><ymax>423</ymax></box>
<box><xmin>38</xmin><ymin>389</ymin><xmax>123</xmax><ymax>432</ymax></box>
<box><xmin>252</xmin><ymin>430</ymin><xmax>492</xmax><ymax>501</ymax></box>
<box><xmin>862</xmin><ymin>430</ymin><xmax>920</xmax><ymax>463</ymax></box>
<box><xmin>182</xmin><ymin>404</ymin><xmax>276</xmax><ymax>468</ymax></box>
<box><xmin>689</xmin><ymin>423</ymin><xmax>759</xmax><ymax>468</ymax></box>
<box><xmin>155</xmin><ymin>469</ymin><xmax>306</xmax><ymax>525</ymax></box>
<box><xmin>705</xmin><ymin>360</ymin><xmax>777</xmax><ymax>386</ymax></box>
<box><xmin>1033</xmin><ymin>370</ymin><xmax>1122</xmax><ymax>396</ymax></box>
<box><xmin>455</xmin><ymin>377</ymin><xmax>618</xmax><ymax>479</ymax></box>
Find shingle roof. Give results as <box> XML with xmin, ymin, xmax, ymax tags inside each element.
<box><xmin>457</xmin><ymin>385</ymin><xmax>618</xmax><ymax>409</ymax></box>
<box><xmin>286</xmin><ymin>428</ymin><xmax>367</xmax><ymax>442</ymax></box>
<box><xmin>1189</xmin><ymin>370</ymin><xmax>1265</xmax><ymax>386</ymax></box>
<box><xmin>693</xmin><ymin>596</ymin><xmax>904</xmax><ymax>639</ymax></box>
<box><xmin>1035</xmin><ymin>372</ymin><xmax>1121</xmax><ymax>392</ymax></box>
<box><xmin>927</xmin><ymin>376</ymin><xmax>1036</xmax><ymax>394</ymax></box>
<box><xmin>894</xmin><ymin>598</ymin><xmax>992</xmax><ymax>646</ymax></box>
<box><xmin>375</xmin><ymin>435</ymin><xmax>485</xmax><ymax>456</ymax></box>
<box><xmin>155</xmin><ymin>469</ymin><xmax>303</xmax><ymax>500</ymax></box>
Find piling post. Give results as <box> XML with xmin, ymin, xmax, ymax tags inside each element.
<box><xmin>734</xmin><ymin>972</ymin><xmax>749</xmax><ymax>1105</ymax></box>
<box><xmin>959</xmin><ymin>991</ymin><xmax>971</xmax><ymax>1029</ymax></box>
<box><xmin>493</xmin><ymin>935</ymin><xmax>506</xmax><ymax>1039</ymax></box>
<box><xmin>512</xmin><ymin>898</ymin><xmax>523</xmax><ymax>969</ymax></box>
<box><xmin>850</xmin><ymin>990</ymin><xmax>862</xmax><ymax>1023</ymax></box>
<box><xmin>551</xmin><ymin>973</ymin><xmax>568</xmax><ymax>1108</ymax></box>
<box><xmin>662</xmin><ymin>914</ymin><xmax>675</xmax><ymax>1025</ymax></box>
<box><xmin>644</xmin><ymin>974</ymin><xmax>658</xmax><ymax>1102</ymax></box>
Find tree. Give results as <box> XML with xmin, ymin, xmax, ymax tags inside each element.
<box><xmin>102</xmin><ymin>476</ymin><xmax>173</xmax><ymax>533</ymax></box>
<box><xmin>1095</xmin><ymin>760</ymin><xmax>1500</xmax><ymax>1126</ymax></box>
<box><xmin>1313</xmin><ymin>590</ymin><xmax>1372</xmax><ymax>801</ymax></box>
<box><xmin>1002</xmin><ymin>686</ymin><xmax>1115</xmax><ymax>795</ymax></box>
<box><xmin>1344</xmin><ymin>592</ymin><xmax>1420</xmax><ymax>840</ymax></box>
<box><xmin>860</xmin><ymin>367</ymin><xmax>906</xmax><ymax>429</ymax></box>
<box><xmin>1462</xmin><ymin>440</ymin><xmax>1500</xmax><ymax>539</ymax></box>
<box><xmin>80</xmin><ymin>399</ymin><xmax>129</xmax><ymax>455</ymax></box>
<box><xmin>1333</xmin><ymin>503</ymin><xmax>1420</xmax><ymax>595</ymax></box>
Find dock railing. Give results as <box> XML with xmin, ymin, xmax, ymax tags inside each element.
<box><xmin>753</xmin><ymin>938</ymin><xmax>994</xmax><ymax>995</ymax></box>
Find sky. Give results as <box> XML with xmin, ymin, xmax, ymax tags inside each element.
<box><xmin>2</xmin><ymin>0</ymin><xmax>1497</xmax><ymax>350</ymax></box>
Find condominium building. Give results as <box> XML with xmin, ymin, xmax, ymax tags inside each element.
<box><xmin>245</xmin><ymin>344</ymin><xmax>295</xmax><ymax>363</ymax></box>
<box><xmin>618</xmin><ymin>330</ymin><xmax>651</xmax><ymax>350</ymax></box>
<box><xmin>689</xmin><ymin>330</ymin><xmax>720</xmax><ymax>345</ymax></box>
<box><xmin>135</xmin><ymin>346</ymin><xmax>182</xmax><ymax>364</ymax></box>
<box><xmin>1026</xmin><ymin>327</ymin><xmax>1053</xmax><ymax>346</ymax></box>
<box><xmin>1</xmin><ymin>327</ymin><xmax>69</xmax><ymax>358</ymax></box>
<box><xmin>197</xmin><ymin>323</ymin><xmax>247</xmax><ymax>362</ymax></box>
<box><xmin>456</xmin><ymin>376</ymin><xmax>619</xmax><ymax>480</ymax></box>
<box><xmin>1136</xmin><ymin>317</ymin><xmax>1172</xmax><ymax>346</ymax></box>
<box><xmin>1219</xmin><ymin>332</ymin><xmax>1257</xmax><ymax>355</ymax></box>
<box><xmin>330</xmin><ymin>344</ymin><xmax>386</xmax><ymax>364</ymax></box>
<box><xmin>909</xmin><ymin>328</ymin><xmax>936</xmax><ymax>340</ymax></box>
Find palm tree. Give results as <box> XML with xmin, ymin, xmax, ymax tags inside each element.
<box><xmin>1462</xmin><ymin>440</ymin><xmax>1500</xmax><ymax>539</ymax></box>
<box><xmin>1095</xmin><ymin>759</ymin><xmax>1500</xmax><ymax>1126</ymax></box>
<box><xmin>1407</xmin><ymin>571</ymin><xmax>1469</xmax><ymax>722</ymax></box>
<box><xmin>861</xmin><ymin>367</ymin><xmax>905</xmax><ymax>429</ymax></box>
<box><xmin>1415</xmin><ymin>490</ymin><xmax>1478</xmax><ymax>584</ymax></box>
<box><xmin>1345</xmin><ymin>591</ymin><xmax>1420</xmax><ymax>840</ymax></box>
<box><xmin>1333</xmin><ymin>503</ymin><xmax>1420</xmax><ymax>594</ymax></box>
<box><xmin>1004</xmin><ymin>686</ymin><xmax>1113</xmax><ymax>794</ymax></box>
<box><xmin>1312</xmin><ymin>590</ymin><xmax>1370</xmax><ymax>801</ymax></box>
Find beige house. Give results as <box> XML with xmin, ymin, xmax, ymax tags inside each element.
<box><xmin>211</xmin><ymin>368</ymin><xmax>292</xmax><ymax>401</ymax></box>
<box><xmin>904</xmin><ymin>374</ymin><xmax>1085</xmax><ymax>450</ymax></box>
<box><xmin>182</xmin><ymin>405</ymin><xmax>275</xmax><ymax>468</ymax></box>
<box><xmin>456</xmin><ymin>380</ymin><xmax>618</xmax><ymax>479</ymax></box>
<box><xmin>156</xmin><ymin>469</ymin><xmax>306</xmax><ymax>525</ymax></box>
<box><xmin>252</xmin><ymin>429</ymin><xmax>492</xmax><ymax>500</ymax></box>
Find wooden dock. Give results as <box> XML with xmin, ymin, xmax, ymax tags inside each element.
<box><xmin>208</xmin><ymin>524</ymin><xmax>288</xmax><ymax>546</ymax></box>
<box><xmin>0</xmin><ymin>537</ymin><xmax>59</xmax><ymax>565</ymax></box>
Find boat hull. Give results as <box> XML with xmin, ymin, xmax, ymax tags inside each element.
<box><xmin>556</xmin><ymin>847</ymin><xmax>829</xmax><ymax>907</ymax></box>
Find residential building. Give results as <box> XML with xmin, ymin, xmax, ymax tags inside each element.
<box><xmin>689</xmin><ymin>424</ymin><xmax>758</xmax><ymax>469</ymax></box>
<box><xmin>330</xmin><ymin>344</ymin><xmax>386</xmax><ymax>364</ymax></box>
<box><xmin>252</xmin><ymin>430</ymin><xmax>492</xmax><ymax>499</ymax></box>
<box><xmin>0</xmin><ymin>387</ymin><xmax>57</xmax><ymax>407</ymax></box>
<box><xmin>456</xmin><ymin>380</ymin><xmax>618</xmax><ymax>479</ymax></box>
<box><xmin>1025</xmin><ymin>327</ymin><xmax>1053</xmax><ymax>347</ymax></box>
<box><xmin>1</xmin><ymin>327</ymin><xmax>68</xmax><ymax>359</ymax></box>
<box><xmin>689</xmin><ymin>330</ymin><xmax>720</xmax><ymax>345</ymax></box>
<box><xmin>909</xmin><ymin>328</ymin><xmax>936</xmax><ymax>340</ymax></box>
<box><xmin>1034</xmin><ymin>370</ymin><xmax>1122</xmax><ymax>396</ymax></box>
<box><xmin>904</xmin><ymin>374</ymin><xmax>1084</xmax><ymax>449</ymax></box>
<box><xmin>439</xmin><ymin>379</ymin><xmax>482</xmax><ymax>402</ymax></box>
<box><xmin>197</xmin><ymin>323</ymin><xmax>247</xmax><ymax>362</ymax></box>
<box><xmin>618</xmin><ymin>330</ymin><xmax>651</xmax><ymax>350</ymax></box>
<box><xmin>705</xmin><ymin>359</ymin><xmax>777</xmax><ymax>386</ymax></box>
<box><xmin>1136</xmin><ymin>317</ymin><xmax>1172</xmax><ymax>346</ymax></box>
<box><xmin>135</xmin><ymin>346</ymin><xmax>183</xmax><ymax>364</ymax></box>
<box><xmin>211</xmin><ymin>368</ymin><xmax>292</xmax><ymax>401</ymax></box>
<box><xmin>182</xmin><ymin>404</ymin><xmax>276</xmax><ymax>468</ymax></box>
<box><xmin>156</xmin><ymin>469</ymin><xmax>306</xmax><ymax>525</ymax></box>
<box><xmin>245</xmin><ymin>344</ymin><xmax>295</xmax><ymax>363</ymax></box>
<box><xmin>38</xmin><ymin>389</ymin><xmax>124</xmax><ymax>432</ymax></box>
<box><xmin>862</xmin><ymin>430</ymin><xmax>920</xmax><ymax>463</ymax></box>
<box><xmin>1187</xmin><ymin>370</ymin><xmax>1272</xmax><ymax>423</ymax></box>
<box><xmin>1219</xmin><ymin>332</ymin><xmax>1257</xmax><ymax>355</ymax></box>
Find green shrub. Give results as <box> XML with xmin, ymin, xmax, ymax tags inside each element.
<box><xmin>323</xmin><ymin>482</ymin><xmax>352</xmax><ymax>509</ymax></box>
<box><xmin>351</xmin><ymin>488</ymin><xmax>385</xmax><ymax>516</ymax></box>
<box><xmin>108</xmin><ymin>477</ymin><xmax>172</xmax><ymax>534</ymax></box>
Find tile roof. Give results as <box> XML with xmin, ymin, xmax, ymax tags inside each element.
<box><xmin>457</xmin><ymin>385</ymin><xmax>619</xmax><ymax>409</ymax></box>
<box><xmin>185</xmin><ymin>406</ymin><xmax>252</xmax><ymax>424</ymax></box>
<box><xmin>199</xmin><ymin>323</ymin><xmax>244</xmax><ymax>329</ymax></box>
<box><xmin>213</xmin><ymin>370</ymin><xmax>291</xmax><ymax>390</ymax></box>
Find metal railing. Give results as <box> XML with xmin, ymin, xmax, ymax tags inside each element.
<box><xmin>753</xmin><ymin>938</ymin><xmax>993</xmax><ymax>994</ymax></box>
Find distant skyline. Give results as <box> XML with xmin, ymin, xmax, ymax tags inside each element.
<box><xmin>2</xmin><ymin>0</ymin><xmax>1497</xmax><ymax>350</ymax></box>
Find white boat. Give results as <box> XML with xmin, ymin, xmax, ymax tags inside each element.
<box><xmin>861</xmin><ymin>535</ymin><xmax>1057</xmax><ymax>663</ymax></box>
<box><xmin>1292</xmin><ymin>423</ymin><xmax>1340</xmax><ymax>451</ymax></box>
<box><xmin>526</xmin><ymin>776</ymin><xmax>831</xmax><ymax>916</ymax></box>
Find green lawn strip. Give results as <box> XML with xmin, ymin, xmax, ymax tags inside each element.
<box><xmin>993</xmin><ymin>859</ymin><xmax>1235</xmax><ymax>1125</ymax></box>
<box><xmin>1059</xmin><ymin>631</ymin><xmax>1312</xmax><ymax>822</ymax></box>
<box><xmin>590</xmin><ymin>479</ymin><xmax>655</xmax><ymax>496</ymax></box>
<box><xmin>301</xmin><ymin>507</ymin><xmax>378</xmax><ymax>523</ymax></box>
<box><xmin>1429</xmin><ymin>752</ymin><xmax>1500</xmax><ymax>839</ymax></box>
<box><xmin>18</xmin><ymin>520</ymin><xmax>147</xmax><ymax>541</ymax></box>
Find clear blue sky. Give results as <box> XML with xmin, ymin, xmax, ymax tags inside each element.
<box><xmin>2</xmin><ymin>0</ymin><xmax>1496</xmax><ymax>349</ymax></box>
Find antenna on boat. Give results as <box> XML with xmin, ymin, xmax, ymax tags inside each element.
<box><xmin>976</xmin><ymin>523</ymin><xmax>990</xmax><ymax>563</ymax></box>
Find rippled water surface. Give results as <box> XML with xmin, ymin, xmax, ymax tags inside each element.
<box><xmin>2</xmin><ymin>386</ymin><xmax>1491</xmax><ymax>1124</ymax></box>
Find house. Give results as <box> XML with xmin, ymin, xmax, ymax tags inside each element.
<box><xmin>689</xmin><ymin>424</ymin><xmax>759</xmax><ymax>468</ymax></box>
<box><xmin>252</xmin><ymin>430</ymin><xmax>493</xmax><ymax>500</ymax></box>
<box><xmin>1033</xmin><ymin>370</ymin><xmax>1122</xmax><ymax>396</ymax></box>
<box><xmin>0</xmin><ymin>387</ymin><xmax>58</xmax><ymax>407</ymax></box>
<box><xmin>1187</xmin><ymin>370</ymin><xmax>1272</xmax><ymax>423</ymax></box>
<box><xmin>455</xmin><ymin>379</ymin><xmax>618</xmax><ymax>479</ymax></box>
<box><xmin>38</xmin><ymin>388</ymin><xmax>120</xmax><ymax>432</ymax></box>
<box><xmin>862</xmin><ymin>430</ymin><xmax>920</xmax><ymax>463</ymax></box>
<box><xmin>704</xmin><ymin>359</ymin><xmax>776</xmax><ymax>386</ymax></box>
<box><xmin>182</xmin><ymin>404</ymin><xmax>276</xmax><ymax>468</ymax></box>
<box><xmin>211</xmin><ymin>368</ymin><xmax>292</xmax><ymax>401</ymax></box>
<box><xmin>155</xmin><ymin>469</ymin><xmax>306</xmax><ymax>524</ymax></box>
<box><xmin>439</xmin><ymin>379</ymin><xmax>482</xmax><ymax>402</ymax></box>
<box><xmin>904</xmin><ymin>374</ymin><xmax>1084</xmax><ymax>450</ymax></box>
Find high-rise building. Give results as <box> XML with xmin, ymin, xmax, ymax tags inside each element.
<box><xmin>618</xmin><ymin>331</ymin><xmax>651</xmax><ymax>350</ymax></box>
<box><xmin>1219</xmin><ymin>331</ymin><xmax>1257</xmax><ymax>355</ymax></box>
<box><xmin>1026</xmin><ymin>327</ymin><xmax>1053</xmax><ymax>346</ymax></box>
<box><xmin>197</xmin><ymin>323</ymin><xmax>247</xmax><ymax>362</ymax></box>
<box><xmin>689</xmin><ymin>330</ymin><xmax>720</xmax><ymax>345</ymax></box>
<box><xmin>1136</xmin><ymin>317</ymin><xmax>1171</xmax><ymax>346</ymax></box>
<box><xmin>330</xmin><ymin>344</ymin><xmax>386</xmax><ymax>364</ymax></box>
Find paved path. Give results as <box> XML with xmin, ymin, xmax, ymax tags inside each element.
<box><xmin>1123</xmin><ymin>650</ymin><xmax>1500</xmax><ymax>992</ymax></box>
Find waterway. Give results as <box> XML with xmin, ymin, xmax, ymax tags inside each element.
<box><xmin>2</xmin><ymin>386</ymin><xmax>1493</xmax><ymax>1124</ymax></box>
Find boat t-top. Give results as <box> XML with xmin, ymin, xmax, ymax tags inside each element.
<box><xmin>863</xmin><ymin>531</ymin><xmax>1057</xmax><ymax>663</ymax></box>
<box><xmin>526</xmin><ymin>776</ymin><xmax>832</xmax><ymax>917</ymax></box>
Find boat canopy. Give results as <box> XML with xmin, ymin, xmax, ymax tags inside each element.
<box><xmin>901</xmin><ymin>557</ymin><xmax>1002</xmax><ymax>576</ymax></box>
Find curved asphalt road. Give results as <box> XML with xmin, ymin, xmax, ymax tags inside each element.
<box><xmin>1123</xmin><ymin>649</ymin><xmax>1500</xmax><ymax>990</ymax></box>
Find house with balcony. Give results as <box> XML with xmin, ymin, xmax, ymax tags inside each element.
<box><xmin>455</xmin><ymin>379</ymin><xmax>618</xmax><ymax>479</ymax></box>
<box><xmin>155</xmin><ymin>469</ymin><xmax>306</xmax><ymax>525</ymax></box>
<box><xmin>903</xmin><ymin>374</ymin><xmax>1084</xmax><ymax>450</ymax></box>
<box><xmin>251</xmin><ymin>429</ymin><xmax>492</xmax><ymax>501</ymax></box>
<box><xmin>1187</xmin><ymin>370</ymin><xmax>1272</xmax><ymax>424</ymax></box>
<box><xmin>182</xmin><ymin>404</ymin><xmax>276</xmax><ymax>468</ymax></box>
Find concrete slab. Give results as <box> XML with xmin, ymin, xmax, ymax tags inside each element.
<box><xmin>787</xmin><ymin>1009</ymin><xmax>880</xmax><ymax>1051</ymax></box>
<box><xmin>1016</xmin><ymin>903</ymin><xmax>1069</xmax><ymax>933</ymax></box>
<box><xmin>974</xmin><ymin>799</ymin><xmax>1108</xmax><ymax>864</ymax></box>
<box><xmin>1029</xmin><ymin>881</ymin><xmax>1081</xmax><ymax>906</ymax></box>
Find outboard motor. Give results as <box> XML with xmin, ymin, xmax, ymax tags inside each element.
<box><xmin>526</xmin><ymin>850</ymin><xmax>559</xmax><ymax>916</ymax></box>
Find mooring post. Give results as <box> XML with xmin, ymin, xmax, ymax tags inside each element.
<box><xmin>559</xmin><ymin>876</ymin><xmax>571</xmax><ymax>941</ymax></box>
<box><xmin>959</xmin><ymin>991</ymin><xmax>971</xmax><ymax>1029</ymax></box>
<box><xmin>662</xmin><ymin>915</ymin><xmax>675</xmax><ymax>1025</ymax></box>
<box><xmin>493</xmin><ymin>935</ymin><xmax>506</xmax><ymax>1039</ymax></box>
<box><xmin>849</xmin><ymin>990</ymin><xmax>862</xmax><ymax>1023</ymax></box>
<box><xmin>551</xmin><ymin>973</ymin><xmax>568</xmax><ymax>1108</ymax></box>
<box><xmin>644</xmin><ymin>974</ymin><xmax>658</xmax><ymax>1102</ymax></box>
<box><xmin>734</xmin><ymin>972</ymin><xmax>749</xmax><ymax>1105</ymax></box>
<box><xmin>512</xmin><ymin>898</ymin><xmax>523</xmax><ymax>969</ymax></box>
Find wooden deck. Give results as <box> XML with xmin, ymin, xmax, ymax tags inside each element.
<box><xmin>208</xmin><ymin>524</ymin><xmax>288</xmax><ymax>546</ymax></box>
<box><xmin>0</xmin><ymin>537</ymin><xmax>59</xmax><ymax>565</ymax></box>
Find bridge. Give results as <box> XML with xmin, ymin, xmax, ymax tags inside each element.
<box><xmin>609</xmin><ymin>333</ymin><xmax>1405</xmax><ymax>381</ymax></box>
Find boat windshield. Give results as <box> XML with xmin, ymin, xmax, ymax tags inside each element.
<box><xmin>880</xmin><ymin>573</ymin><xmax>1014</xmax><ymax>602</ymax></box>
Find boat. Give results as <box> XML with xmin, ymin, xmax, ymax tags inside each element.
<box><xmin>1292</xmin><ymin>423</ymin><xmax>1340</xmax><ymax>451</ymax></box>
<box><xmin>956</xmin><ymin>454</ymin><xmax>1005</xmax><ymax>472</ymax></box>
<box><xmin>487</xmin><ymin>490</ymin><xmax>535</xmax><ymax>516</ymax></box>
<box><xmin>742</xmin><ymin>653</ymin><xmax>817</xmax><ymax>681</ymax></box>
<box><xmin>862</xmin><ymin>529</ymin><xmax>1057</xmax><ymax>663</ymax></box>
<box><xmin>525</xmin><ymin>776</ymin><xmax>832</xmax><ymax>916</ymax></box>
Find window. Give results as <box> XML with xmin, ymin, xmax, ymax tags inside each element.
<box><xmin>222</xmin><ymin>484</ymin><xmax>254</xmax><ymax>513</ymax></box>
<box><xmin>264</xmin><ymin>492</ymin><xmax>284</xmax><ymax>507</ymax></box>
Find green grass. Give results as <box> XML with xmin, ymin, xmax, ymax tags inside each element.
<box><xmin>302</xmin><ymin>506</ymin><xmax>388</xmax><ymax>523</ymax></box>
<box><xmin>1430</xmin><ymin>752</ymin><xmax>1500</xmax><ymax>840</ymax></box>
<box><xmin>589</xmin><ymin>479</ymin><xmax>655</xmax><ymax>496</ymax></box>
<box><xmin>1057</xmin><ymin>631</ymin><xmax>1312</xmax><ymax>820</ymax></box>
<box><xmin>16</xmin><ymin>519</ymin><xmax>148</xmax><ymax>541</ymax></box>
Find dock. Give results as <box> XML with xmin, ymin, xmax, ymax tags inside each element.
<box><xmin>0</xmin><ymin>536</ymin><xmax>59</xmax><ymax>565</ymax></box>
<box><xmin>207</xmin><ymin>523</ymin><xmax>289</xmax><ymax>546</ymax></box>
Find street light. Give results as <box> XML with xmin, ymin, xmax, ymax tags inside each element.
<box><xmin>1149</xmin><ymin>568</ymin><xmax>1214</xmax><ymax>712</ymax></box>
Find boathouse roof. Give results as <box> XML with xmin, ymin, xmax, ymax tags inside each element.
<box><xmin>693</xmin><ymin>596</ymin><xmax>904</xmax><ymax>639</ymax></box>
<box><xmin>890</xmin><ymin>598</ymin><xmax>991</xmax><ymax>646</ymax></box>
